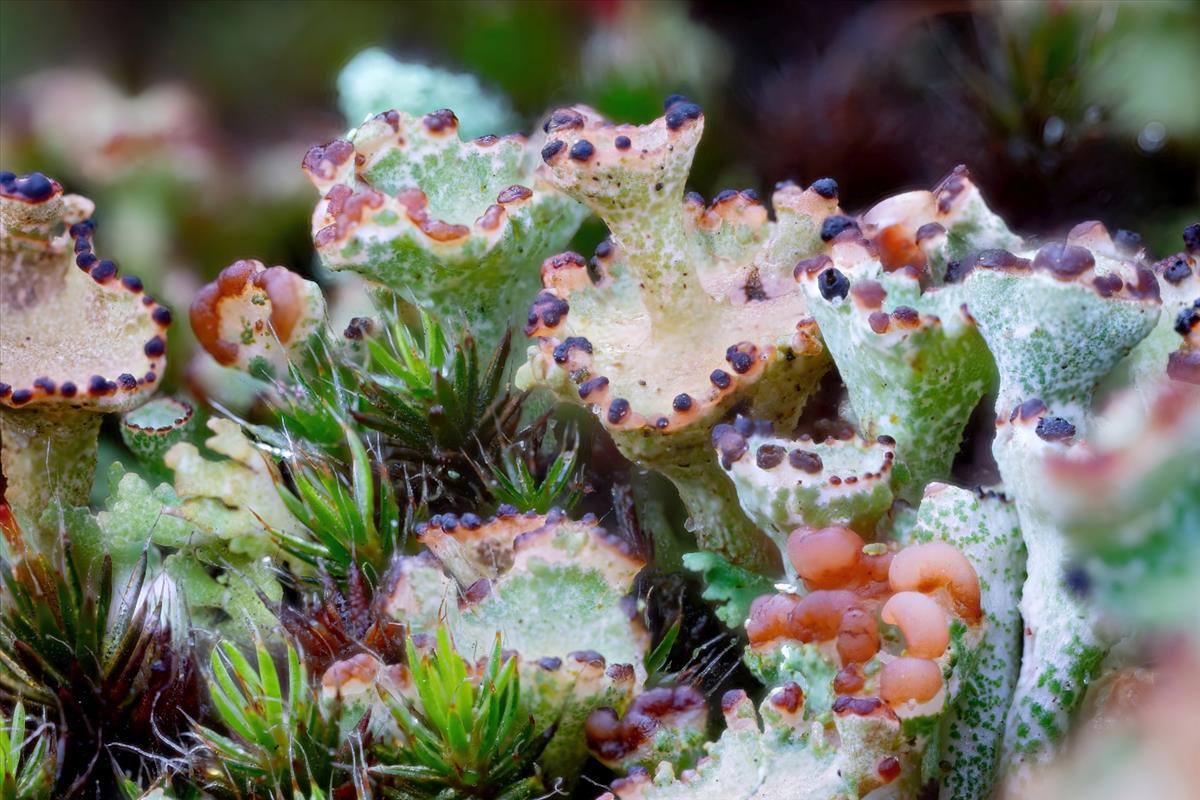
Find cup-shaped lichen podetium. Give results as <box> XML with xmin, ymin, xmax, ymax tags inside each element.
<box><xmin>120</xmin><ymin>395</ymin><xmax>196</xmax><ymax>467</ymax></box>
<box><xmin>0</xmin><ymin>172</ymin><xmax>169</xmax><ymax>533</ymax></box>
<box><xmin>517</xmin><ymin>100</ymin><xmax>833</xmax><ymax>574</ymax></box>
<box><xmin>902</xmin><ymin>483</ymin><xmax>1025</xmax><ymax>800</ymax></box>
<box><xmin>337</xmin><ymin>48</ymin><xmax>520</xmax><ymax>138</ymax></box>
<box><xmin>302</xmin><ymin>108</ymin><xmax>587</xmax><ymax>347</ymax></box>
<box><xmin>961</xmin><ymin>221</ymin><xmax>1162</xmax><ymax>784</ymax></box>
<box><xmin>714</xmin><ymin>416</ymin><xmax>897</xmax><ymax>576</ymax></box>
<box><xmin>1170</xmin><ymin>293</ymin><xmax>1200</xmax><ymax>384</ymax></box>
<box><xmin>794</xmin><ymin>169</ymin><xmax>1022</xmax><ymax>501</ymax></box>
<box><xmin>597</xmin><ymin>687</ymin><xmax>862</xmax><ymax>800</ymax></box>
<box><xmin>585</xmin><ymin>684</ymin><xmax>709</xmax><ymax>776</ymax></box>
<box><xmin>383</xmin><ymin>507</ymin><xmax>650</xmax><ymax>782</ymax></box>
<box><xmin>189</xmin><ymin>259</ymin><xmax>327</xmax><ymax>379</ymax></box>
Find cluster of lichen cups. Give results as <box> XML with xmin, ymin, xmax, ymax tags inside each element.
<box><xmin>3</xmin><ymin>82</ymin><xmax>1199</xmax><ymax>800</ymax></box>
<box><xmin>513</xmin><ymin>98</ymin><xmax>1198</xmax><ymax>798</ymax></box>
<box><xmin>591</xmin><ymin>522</ymin><xmax>989</xmax><ymax>800</ymax></box>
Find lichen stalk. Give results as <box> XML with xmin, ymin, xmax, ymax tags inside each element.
<box><xmin>0</xmin><ymin>407</ymin><xmax>101</xmax><ymax>526</ymax></box>
<box><xmin>538</xmin><ymin>102</ymin><xmax>710</xmax><ymax>328</ymax></box>
<box><xmin>962</xmin><ymin>221</ymin><xmax>1162</xmax><ymax>784</ymax></box>
<box><xmin>904</xmin><ymin>483</ymin><xmax>1025</xmax><ymax>799</ymax></box>
<box><xmin>304</xmin><ymin>107</ymin><xmax>586</xmax><ymax>347</ymax></box>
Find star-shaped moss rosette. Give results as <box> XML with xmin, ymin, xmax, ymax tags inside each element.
<box><xmin>190</xmin><ymin>259</ymin><xmax>327</xmax><ymax>379</ymax></box>
<box><xmin>382</xmin><ymin>507</ymin><xmax>650</xmax><ymax>781</ymax></box>
<box><xmin>518</xmin><ymin>100</ymin><xmax>834</xmax><ymax>573</ymax></box>
<box><xmin>1043</xmin><ymin>380</ymin><xmax>1200</xmax><ymax>640</ymax></box>
<box><xmin>0</xmin><ymin>699</ymin><xmax>56</xmax><ymax>798</ymax></box>
<box><xmin>959</xmin><ymin>221</ymin><xmax>1163</xmax><ymax>783</ymax></box>
<box><xmin>793</xmin><ymin>170</ymin><xmax>1019</xmax><ymax>500</ymax></box>
<box><xmin>303</xmin><ymin>107</ymin><xmax>587</xmax><ymax>346</ymax></box>
<box><xmin>315</xmin><ymin>628</ymin><xmax>555</xmax><ymax>799</ymax></box>
<box><xmin>0</xmin><ymin>510</ymin><xmax>200</xmax><ymax>798</ymax></box>
<box><xmin>714</xmin><ymin>416</ymin><xmax>897</xmax><ymax>574</ymax></box>
<box><xmin>276</xmin><ymin>561</ymin><xmax>411</xmax><ymax>744</ymax></box>
<box><xmin>0</xmin><ymin>171</ymin><xmax>169</xmax><ymax>534</ymax></box>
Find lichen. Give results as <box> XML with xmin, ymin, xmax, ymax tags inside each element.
<box><xmin>158</xmin><ymin>417</ymin><xmax>301</xmax><ymax>631</ymax></box>
<box><xmin>304</xmin><ymin>107</ymin><xmax>587</xmax><ymax>345</ymax></box>
<box><xmin>120</xmin><ymin>396</ymin><xmax>196</xmax><ymax>467</ymax></box>
<box><xmin>715</xmin><ymin>418</ymin><xmax>896</xmax><ymax>573</ymax></box>
<box><xmin>7</xmin><ymin>69</ymin><xmax>1197</xmax><ymax>800</ymax></box>
<box><xmin>960</xmin><ymin>219</ymin><xmax>1163</xmax><ymax>785</ymax></box>
<box><xmin>337</xmin><ymin>48</ymin><xmax>520</xmax><ymax>137</ymax></box>
<box><xmin>607</xmin><ymin>522</ymin><xmax>989</xmax><ymax>799</ymax></box>
<box><xmin>1107</xmin><ymin>235</ymin><xmax>1199</xmax><ymax>400</ymax></box>
<box><xmin>793</xmin><ymin>169</ymin><xmax>1014</xmax><ymax>500</ymax></box>
<box><xmin>383</xmin><ymin>508</ymin><xmax>650</xmax><ymax>782</ymax></box>
<box><xmin>1</xmin><ymin>173</ymin><xmax>169</xmax><ymax>537</ymax></box>
<box><xmin>518</xmin><ymin>100</ymin><xmax>833</xmax><ymax>572</ymax></box>
<box><xmin>1046</xmin><ymin>380</ymin><xmax>1200</xmax><ymax>639</ymax></box>
<box><xmin>902</xmin><ymin>484</ymin><xmax>1025</xmax><ymax>799</ymax></box>
<box><xmin>190</xmin><ymin>259</ymin><xmax>326</xmax><ymax>379</ymax></box>
<box><xmin>586</xmin><ymin>685</ymin><xmax>710</xmax><ymax>775</ymax></box>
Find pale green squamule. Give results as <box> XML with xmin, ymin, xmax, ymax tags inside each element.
<box><xmin>717</xmin><ymin>425</ymin><xmax>895</xmax><ymax>576</ymax></box>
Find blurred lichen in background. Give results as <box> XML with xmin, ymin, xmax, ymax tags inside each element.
<box><xmin>337</xmin><ymin>48</ymin><xmax>521</xmax><ymax>136</ymax></box>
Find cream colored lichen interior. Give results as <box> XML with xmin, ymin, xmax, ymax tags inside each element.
<box><xmin>566</xmin><ymin>284</ymin><xmax>809</xmax><ymax>416</ymax></box>
<box><xmin>1</xmin><ymin>195</ymin><xmax>159</xmax><ymax>409</ymax></box>
<box><xmin>530</xmin><ymin>105</ymin><xmax>823</xmax><ymax>417</ymax></box>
